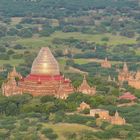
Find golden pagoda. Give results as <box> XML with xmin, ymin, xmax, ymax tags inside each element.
<box><xmin>31</xmin><ymin>48</ymin><xmax>60</xmax><ymax>75</ymax></box>
<box><xmin>2</xmin><ymin>47</ymin><xmax>74</xmax><ymax>99</ymax></box>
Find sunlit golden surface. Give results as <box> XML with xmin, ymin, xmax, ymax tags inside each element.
<box><xmin>31</xmin><ymin>47</ymin><xmax>60</xmax><ymax>75</ymax></box>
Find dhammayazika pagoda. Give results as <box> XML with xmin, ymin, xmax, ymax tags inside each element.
<box><xmin>2</xmin><ymin>47</ymin><xmax>75</xmax><ymax>99</ymax></box>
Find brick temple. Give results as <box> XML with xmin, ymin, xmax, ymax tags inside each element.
<box><xmin>101</xmin><ymin>57</ymin><xmax>111</xmax><ymax>68</ymax></box>
<box><xmin>118</xmin><ymin>62</ymin><xmax>140</xmax><ymax>89</ymax></box>
<box><xmin>2</xmin><ymin>47</ymin><xmax>74</xmax><ymax>99</ymax></box>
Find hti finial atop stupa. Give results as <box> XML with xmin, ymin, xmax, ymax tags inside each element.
<box><xmin>31</xmin><ymin>47</ymin><xmax>60</xmax><ymax>75</ymax></box>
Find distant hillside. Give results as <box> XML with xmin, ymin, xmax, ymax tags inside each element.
<box><xmin>0</xmin><ymin>0</ymin><xmax>138</xmax><ymax>18</ymax></box>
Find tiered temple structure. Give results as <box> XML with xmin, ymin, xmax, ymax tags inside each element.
<box><xmin>2</xmin><ymin>67</ymin><xmax>22</xmax><ymax>96</ymax></box>
<box><xmin>77</xmin><ymin>102</ymin><xmax>90</xmax><ymax>112</ymax></box>
<box><xmin>118</xmin><ymin>63</ymin><xmax>140</xmax><ymax>89</ymax></box>
<box><xmin>110</xmin><ymin>111</ymin><xmax>126</xmax><ymax>125</ymax></box>
<box><xmin>8</xmin><ymin>66</ymin><xmax>22</xmax><ymax>80</ymax></box>
<box><xmin>118</xmin><ymin>62</ymin><xmax>133</xmax><ymax>82</ymax></box>
<box><xmin>101</xmin><ymin>57</ymin><xmax>111</xmax><ymax>68</ymax></box>
<box><xmin>77</xmin><ymin>75</ymin><xmax>96</xmax><ymax>95</ymax></box>
<box><xmin>2</xmin><ymin>47</ymin><xmax>74</xmax><ymax>99</ymax></box>
<box><xmin>128</xmin><ymin>71</ymin><xmax>140</xmax><ymax>89</ymax></box>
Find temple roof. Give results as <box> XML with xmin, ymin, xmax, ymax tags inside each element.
<box><xmin>8</xmin><ymin>66</ymin><xmax>22</xmax><ymax>79</ymax></box>
<box><xmin>123</xmin><ymin>62</ymin><xmax>128</xmax><ymax>72</ymax></box>
<box><xmin>79</xmin><ymin>75</ymin><xmax>91</xmax><ymax>89</ymax></box>
<box><xmin>31</xmin><ymin>47</ymin><xmax>60</xmax><ymax>75</ymax></box>
<box><xmin>115</xmin><ymin>111</ymin><xmax>119</xmax><ymax>117</ymax></box>
<box><xmin>119</xmin><ymin>92</ymin><xmax>137</xmax><ymax>101</ymax></box>
<box><xmin>135</xmin><ymin>71</ymin><xmax>140</xmax><ymax>79</ymax></box>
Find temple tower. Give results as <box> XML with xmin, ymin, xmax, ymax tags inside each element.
<box><xmin>77</xmin><ymin>75</ymin><xmax>96</xmax><ymax>95</ymax></box>
<box><xmin>101</xmin><ymin>57</ymin><xmax>111</xmax><ymax>68</ymax></box>
<box><xmin>118</xmin><ymin>62</ymin><xmax>133</xmax><ymax>82</ymax></box>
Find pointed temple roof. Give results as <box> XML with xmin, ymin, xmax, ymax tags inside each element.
<box><xmin>8</xmin><ymin>66</ymin><xmax>22</xmax><ymax>79</ymax></box>
<box><xmin>80</xmin><ymin>75</ymin><xmax>91</xmax><ymax>89</ymax></box>
<box><xmin>105</xmin><ymin>57</ymin><xmax>108</xmax><ymax>62</ymax></box>
<box><xmin>123</xmin><ymin>62</ymin><xmax>128</xmax><ymax>72</ymax></box>
<box><xmin>115</xmin><ymin>111</ymin><xmax>119</xmax><ymax>117</ymax></box>
<box><xmin>31</xmin><ymin>47</ymin><xmax>60</xmax><ymax>75</ymax></box>
<box><xmin>108</xmin><ymin>75</ymin><xmax>112</xmax><ymax>81</ymax></box>
<box><xmin>119</xmin><ymin>92</ymin><xmax>137</xmax><ymax>101</ymax></box>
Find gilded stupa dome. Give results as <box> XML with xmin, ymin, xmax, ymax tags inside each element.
<box><xmin>31</xmin><ymin>47</ymin><xmax>60</xmax><ymax>75</ymax></box>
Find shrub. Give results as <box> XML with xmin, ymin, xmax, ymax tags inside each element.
<box><xmin>19</xmin><ymin>124</ymin><xmax>28</xmax><ymax>131</ymax></box>
<box><xmin>42</xmin><ymin>128</ymin><xmax>58</xmax><ymax>139</ymax></box>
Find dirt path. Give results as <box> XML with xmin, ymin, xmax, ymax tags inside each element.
<box><xmin>69</xmin><ymin>66</ymin><xmax>88</xmax><ymax>75</ymax></box>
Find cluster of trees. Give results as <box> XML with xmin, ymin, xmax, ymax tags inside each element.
<box><xmin>0</xmin><ymin>44</ymin><xmax>27</xmax><ymax>60</ymax></box>
<box><xmin>53</xmin><ymin>37</ymin><xmax>96</xmax><ymax>52</ymax></box>
<box><xmin>0</xmin><ymin>70</ymin><xmax>140</xmax><ymax>139</ymax></box>
<box><xmin>0</xmin><ymin>91</ymin><xmax>140</xmax><ymax>139</ymax></box>
<box><xmin>0</xmin><ymin>113</ymin><xmax>56</xmax><ymax>139</ymax></box>
<box><xmin>0</xmin><ymin>0</ymin><xmax>137</xmax><ymax>18</ymax></box>
<box><xmin>51</xmin><ymin>37</ymin><xmax>140</xmax><ymax>62</ymax></box>
<box><xmin>64</xmin><ymin>124</ymin><xmax>138</xmax><ymax>140</ymax></box>
<box><xmin>0</xmin><ymin>24</ymin><xmax>35</xmax><ymax>38</ymax></box>
<box><xmin>0</xmin><ymin>24</ymin><xmax>55</xmax><ymax>38</ymax></box>
<box><xmin>73</xmin><ymin>46</ymin><xmax>140</xmax><ymax>62</ymax></box>
<box><xmin>0</xmin><ymin>90</ymin><xmax>119</xmax><ymax>117</ymax></box>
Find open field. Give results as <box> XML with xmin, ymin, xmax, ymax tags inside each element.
<box><xmin>44</xmin><ymin>123</ymin><xmax>99</xmax><ymax>140</ymax></box>
<box><xmin>58</xmin><ymin>58</ymin><xmax>122</xmax><ymax>65</ymax></box>
<box><xmin>0</xmin><ymin>31</ymin><xmax>137</xmax><ymax>68</ymax></box>
<box><xmin>0</xmin><ymin>59</ymin><xmax>24</xmax><ymax>66</ymax></box>
<box><xmin>11</xmin><ymin>17</ymin><xmax>22</xmax><ymax>25</ymax></box>
<box><xmin>15</xmin><ymin>31</ymin><xmax>137</xmax><ymax>48</ymax></box>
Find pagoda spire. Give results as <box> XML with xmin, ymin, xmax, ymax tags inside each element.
<box><xmin>108</xmin><ymin>75</ymin><xmax>112</xmax><ymax>81</ymax></box>
<box><xmin>82</xmin><ymin>74</ymin><xmax>89</xmax><ymax>87</ymax></box>
<box><xmin>123</xmin><ymin>62</ymin><xmax>128</xmax><ymax>72</ymax></box>
<box><xmin>7</xmin><ymin>72</ymin><xmax>10</xmax><ymax>79</ymax></box>
<box><xmin>113</xmin><ymin>77</ymin><xmax>116</xmax><ymax>82</ymax></box>
<box><xmin>77</xmin><ymin>74</ymin><xmax>96</xmax><ymax>95</ymax></box>
<box><xmin>13</xmin><ymin>66</ymin><xmax>16</xmax><ymax>72</ymax></box>
<box><xmin>115</xmin><ymin>111</ymin><xmax>119</xmax><ymax>117</ymax></box>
